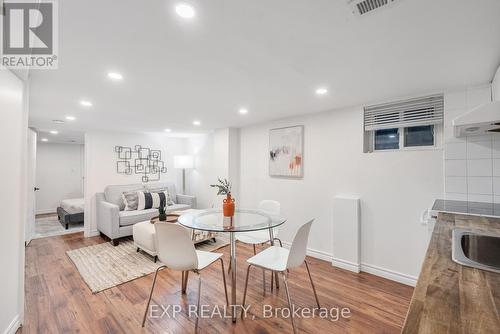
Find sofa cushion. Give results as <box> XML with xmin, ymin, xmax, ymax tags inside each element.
<box><xmin>145</xmin><ymin>182</ymin><xmax>178</xmax><ymax>204</ymax></box>
<box><xmin>166</xmin><ymin>204</ymin><xmax>190</xmax><ymax>213</ymax></box>
<box><xmin>119</xmin><ymin>208</ymin><xmax>158</xmax><ymax>227</ymax></box>
<box><xmin>104</xmin><ymin>184</ymin><xmax>144</xmax><ymax>210</ymax></box>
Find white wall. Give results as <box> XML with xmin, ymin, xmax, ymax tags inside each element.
<box><xmin>35</xmin><ymin>143</ymin><xmax>84</xmax><ymax>214</ymax></box>
<box><xmin>444</xmin><ymin>84</ymin><xmax>500</xmax><ymax>203</ymax></box>
<box><xmin>185</xmin><ymin>129</ymin><xmax>240</xmax><ymax>209</ymax></box>
<box><xmin>84</xmin><ymin>131</ymin><xmax>185</xmax><ymax>236</ymax></box>
<box><xmin>0</xmin><ymin>69</ymin><xmax>26</xmax><ymax>333</ymax></box>
<box><xmin>238</xmin><ymin>105</ymin><xmax>444</xmax><ymax>285</ymax></box>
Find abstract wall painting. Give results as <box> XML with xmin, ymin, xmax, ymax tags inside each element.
<box><xmin>269</xmin><ymin>125</ymin><xmax>304</xmax><ymax>178</ymax></box>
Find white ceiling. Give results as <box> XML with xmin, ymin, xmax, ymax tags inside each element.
<box><xmin>29</xmin><ymin>0</ymin><xmax>500</xmax><ymax>143</ymax></box>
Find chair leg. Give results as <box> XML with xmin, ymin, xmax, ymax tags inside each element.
<box><xmin>281</xmin><ymin>272</ymin><xmax>297</xmax><ymax>334</ymax></box>
<box><xmin>219</xmin><ymin>259</ymin><xmax>229</xmax><ymax>306</ymax></box>
<box><xmin>182</xmin><ymin>271</ymin><xmax>189</xmax><ymax>294</ymax></box>
<box><xmin>142</xmin><ymin>266</ymin><xmax>166</xmax><ymax>327</ymax></box>
<box><xmin>253</xmin><ymin>244</ymin><xmax>266</xmax><ymax>296</ymax></box>
<box><xmin>274</xmin><ymin>237</ymin><xmax>283</xmax><ymax>247</ymax></box>
<box><xmin>195</xmin><ymin>272</ymin><xmax>202</xmax><ymax>334</ymax></box>
<box><xmin>241</xmin><ymin>265</ymin><xmax>252</xmax><ymax>318</ymax></box>
<box><xmin>304</xmin><ymin>261</ymin><xmax>321</xmax><ymax>309</ymax></box>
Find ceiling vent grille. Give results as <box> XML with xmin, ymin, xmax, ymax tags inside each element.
<box><xmin>349</xmin><ymin>0</ymin><xmax>396</xmax><ymax>15</ymax></box>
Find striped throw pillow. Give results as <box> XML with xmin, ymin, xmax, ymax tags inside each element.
<box><xmin>137</xmin><ymin>191</ymin><xmax>171</xmax><ymax>210</ymax></box>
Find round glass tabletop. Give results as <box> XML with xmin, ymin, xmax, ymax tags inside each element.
<box><xmin>177</xmin><ymin>209</ymin><xmax>286</xmax><ymax>233</ymax></box>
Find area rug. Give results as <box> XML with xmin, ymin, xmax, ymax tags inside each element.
<box><xmin>35</xmin><ymin>214</ymin><xmax>84</xmax><ymax>239</ymax></box>
<box><xmin>67</xmin><ymin>237</ymin><xmax>229</xmax><ymax>293</ymax></box>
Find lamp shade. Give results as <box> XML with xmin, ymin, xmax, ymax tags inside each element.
<box><xmin>174</xmin><ymin>155</ymin><xmax>194</xmax><ymax>169</ymax></box>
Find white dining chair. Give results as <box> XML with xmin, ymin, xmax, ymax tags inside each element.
<box><xmin>241</xmin><ymin>219</ymin><xmax>320</xmax><ymax>334</ymax></box>
<box><xmin>142</xmin><ymin>223</ymin><xmax>229</xmax><ymax>332</ymax></box>
<box><xmin>235</xmin><ymin>200</ymin><xmax>282</xmax><ymax>248</ymax></box>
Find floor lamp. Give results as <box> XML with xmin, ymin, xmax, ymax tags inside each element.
<box><xmin>174</xmin><ymin>155</ymin><xmax>194</xmax><ymax>194</ymax></box>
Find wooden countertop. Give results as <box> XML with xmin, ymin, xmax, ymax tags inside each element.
<box><xmin>402</xmin><ymin>213</ymin><xmax>500</xmax><ymax>334</ymax></box>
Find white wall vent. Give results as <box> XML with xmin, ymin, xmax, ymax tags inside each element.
<box><xmin>349</xmin><ymin>0</ymin><xmax>397</xmax><ymax>15</ymax></box>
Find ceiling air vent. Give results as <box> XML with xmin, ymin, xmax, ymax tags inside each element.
<box><xmin>349</xmin><ymin>0</ymin><xmax>396</xmax><ymax>16</ymax></box>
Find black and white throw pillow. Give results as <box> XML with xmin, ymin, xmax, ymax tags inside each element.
<box><xmin>122</xmin><ymin>191</ymin><xmax>139</xmax><ymax>211</ymax></box>
<box><xmin>137</xmin><ymin>191</ymin><xmax>172</xmax><ymax>210</ymax></box>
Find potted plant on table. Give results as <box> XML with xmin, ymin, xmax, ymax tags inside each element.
<box><xmin>158</xmin><ymin>205</ymin><xmax>167</xmax><ymax>221</ymax></box>
<box><xmin>210</xmin><ymin>178</ymin><xmax>234</xmax><ymax>217</ymax></box>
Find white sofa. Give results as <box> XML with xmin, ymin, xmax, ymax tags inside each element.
<box><xmin>96</xmin><ymin>182</ymin><xmax>196</xmax><ymax>245</ymax></box>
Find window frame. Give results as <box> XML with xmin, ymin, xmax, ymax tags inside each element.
<box><xmin>368</xmin><ymin>124</ymin><xmax>441</xmax><ymax>153</ymax></box>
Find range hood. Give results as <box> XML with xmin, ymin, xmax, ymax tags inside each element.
<box><xmin>453</xmin><ymin>66</ymin><xmax>500</xmax><ymax>137</ymax></box>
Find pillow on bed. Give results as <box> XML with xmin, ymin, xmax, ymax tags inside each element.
<box><xmin>137</xmin><ymin>190</ymin><xmax>173</xmax><ymax>210</ymax></box>
<box><xmin>122</xmin><ymin>191</ymin><xmax>139</xmax><ymax>211</ymax></box>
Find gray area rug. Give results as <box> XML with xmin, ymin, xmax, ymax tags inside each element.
<box><xmin>35</xmin><ymin>214</ymin><xmax>84</xmax><ymax>239</ymax></box>
<box><xmin>67</xmin><ymin>237</ymin><xmax>229</xmax><ymax>293</ymax></box>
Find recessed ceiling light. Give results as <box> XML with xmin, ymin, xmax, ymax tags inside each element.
<box><xmin>65</xmin><ymin>116</ymin><xmax>76</xmax><ymax>121</ymax></box>
<box><xmin>164</xmin><ymin>128</ymin><xmax>172</xmax><ymax>133</ymax></box>
<box><xmin>239</xmin><ymin>108</ymin><xmax>248</xmax><ymax>115</ymax></box>
<box><xmin>80</xmin><ymin>100</ymin><xmax>93</xmax><ymax>107</ymax></box>
<box><xmin>315</xmin><ymin>88</ymin><xmax>328</xmax><ymax>95</ymax></box>
<box><xmin>41</xmin><ymin>138</ymin><xmax>48</xmax><ymax>142</ymax></box>
<box><xmin>107</xmin><ymin>72</ymin><xmax>123</xmax><ymax>81</ymax></box>
<box><xmin>53</xmin><ymin>119</ymin><xmax>65</xmax><ymax>124</ymax></box>
<box><xmin>192</xmin><ymin>120</ymin><xmax>201</xmax><ymax>126</ymax></box>
<box><xmin>50</xmin><ymin>130</ymin><xmax>58</xmax><ymax>135</ymax></box>
<box><xmin>175</xmin><ymin>3</ymin><xmax>195</xmax><ymax>18</ymax></box>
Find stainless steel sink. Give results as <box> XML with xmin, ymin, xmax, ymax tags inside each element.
<box><xmin>452</xmin><ymin>228</ymin><xmax>500</xmax><ymax>274</ymax></box>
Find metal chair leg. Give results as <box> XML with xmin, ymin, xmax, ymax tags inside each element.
<box><xmin>252</xmin><ymin>245</ymin><xmax>266</xmax><ymax>296</ymax></box>
<box><xmin>142</xmin><ymin>266</ymin><xmax>166</xmax><ymax>327</ymax></box>
<box><xmin>182</xmin><ymin>270</ymin><xmax>189</xmax><ymax>294</ymax></box>
<box><xmin>195</xmin><ymin>272</ymin><xmax>202</xmax><ymax>334</ymax></box>
<box><xmin>241</xmin><ymin>265</ymin><xmax>252</xmax><ymax>318</ymax></box>
<box><xmin>274</xmin><ymin>237</ymin><xmax>283</xmax><ymax>247</ymax></box>
<box><xmin>219</xmin><ymin>258</ymin><xmax>229</xmax><ymax>306</ymax></box>
<box><xmin>304</xmin><ymin>261</ymin><xmax>321</xmax><ymax>309</ymax></box>
<box><xmin>282</xmin><ymin>272</ymin><xmax>297</xmax><ymax>334</ymax></box>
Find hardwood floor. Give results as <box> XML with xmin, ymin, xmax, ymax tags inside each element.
<box><xmin>22</xmin><ymin>232</ymin><xmax>413</xmax><ymax>333</ymax></box>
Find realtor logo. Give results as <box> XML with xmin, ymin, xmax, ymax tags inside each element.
<box><xmin>1</xmin><ymin>0</ymin><xmax>58</xmax><ymax>69</ymax></box>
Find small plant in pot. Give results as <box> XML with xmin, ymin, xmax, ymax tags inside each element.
<box><xmin>158</xmin><ymin>205</ymin><xmax>167</xmax><ymax>221</ymax></box>
<box><xmin>210</xmin><ymin>178</ymin><xmax>234</xmax><ymax>217</ymax></box>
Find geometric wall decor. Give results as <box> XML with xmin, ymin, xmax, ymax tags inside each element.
<box><xmin>115</xmin><ymin>145</ymin><xmax>167</xmax><ymax>182</ymax></box>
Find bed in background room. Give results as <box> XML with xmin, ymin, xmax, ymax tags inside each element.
<box><xmin>57</xmin><ymin>198</ymin><xmax>84</xmax><ymax>229</ymax></box>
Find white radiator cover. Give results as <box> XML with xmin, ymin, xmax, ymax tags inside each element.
<box><xmin>332</xmin><ymin>196</ymin><xmax>361</xmax><ymax>273</ymax></box>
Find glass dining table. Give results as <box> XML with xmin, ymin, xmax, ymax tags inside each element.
<box><xmin>177</xmin><ymin>208</ymin><xmax>287</xmax><ymax>322</ymax></box>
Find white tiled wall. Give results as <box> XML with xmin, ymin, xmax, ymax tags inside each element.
<box><xmin>444</xmin><ymin>84</ymin><xmax>500</xmax><ymax>203</ymax></box>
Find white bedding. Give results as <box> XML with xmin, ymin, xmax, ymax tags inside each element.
<box><xmin>60</xmin><ymin>198</ymin><xmax>85</xmax><ymax>214</ymax></box>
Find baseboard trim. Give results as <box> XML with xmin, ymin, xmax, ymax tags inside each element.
<box><xmin>36</xmin><ymin>209</ymin><xmax>56</xmax><ymax>215</ymax></box>
<box><xmin>281</xmin><ymin>241</ymin><xmax>332</xmax><ymax>262</ymax></box>
<box><xmin>332</xmin><ymin>257</ymin><xmax>360</xmax><ymax>273</ymax></box>
<box><xmin>360</xmin><ymin>263</ymin><xmax>417</xmax><ymax>287</ymax></box>
<box><xmin>4</xmin><ymin>314</ymin><xmax>21</xmax><ymax>334</ymax></box>
<box><xmin>281</xmin><ymin>241</ymin><xmax>416</xmax><ymax>286</ymax></box>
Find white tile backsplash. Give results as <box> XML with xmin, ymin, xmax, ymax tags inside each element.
<box><xmin>493</xmin><ymin>140</ymin><xmax>500</xmax><ymax>158</ymax></box>
<box><xmin>445</xmin><ymin>177</ymin><xmax>467</xmax><ymax>194</ymax></box>
<box><xmin>445</xmin><ymin>193</ymin><xmax>468</xmax><ymax>201</ymax></box>
<box><xmin>467</xmin><ymin>140</ymin><xmax>492</xmax><ymax>159</ymax></box>
<box><xmin>467</xmin><ymin>177</ymin><xmax>493</xmax><ymax>195</ymax></box>
<box><xmin>494</xmin><ymin>177</ymin><xmax>500</xmax><ymax>195</ymax></box>
<box><xmin>467</xmin><ymin>159</ymin><xmax>492</xmax><ymax>177</ymax></box>
<box><xmin>445</xmin><ymin>142</ymin><xmax>467</xmax><ymax>160</ymax></box>
<box><xmin>443</xmin><ymin>88</ymin><xmax>496</xmax><ymax>203</ymax></box>
<box><xmin>493</xmin><ymin>159</ymin><xmax>500</xmax><ymax>177</ymax></box>
<box><xmin>445</xmin><ymin>159</ymin><xmax>467</xmax><ymax>177</ymax></box>
<box><xmin>468</xmin><ymin>194</ymin><xmax>494</xmax><ymax>203</ymax></box>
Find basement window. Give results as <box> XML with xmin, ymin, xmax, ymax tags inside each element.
<box><xmin>364</xmin><ymin>94</ymin><xmax>443</xmax><ymax>152</ymax></box>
